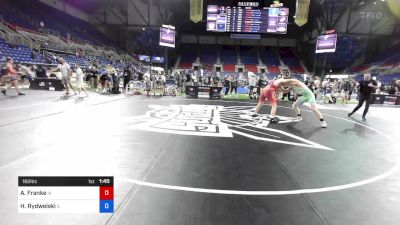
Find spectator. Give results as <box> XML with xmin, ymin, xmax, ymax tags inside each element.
<box><xmin>312</xmin><ymin>76</ymin><xmax>321</xmax><ymax>100</ymax></box>
<box><xmin>224</xmin><ymin>75</ymin><xmax>232</xmax><ymax>96</ymax></box>
<box><xmin>18</xmin><ymin>64</ymin><xmax>34</xmax><ymax>87</ymax></box>
<box><xmin>341</xmin><ymin>78</ymin><xmax>353</xmax><ymax>104</ymax></box>
<box><xmin>388</xmin><ymin>79</ymin><xmax>397</xmax><ymax>95</ymax></box>
<box><xmin>323</xmin><ymin>81</ymin><xmax>335</xmax><ymax>104</ymax></box>
<box><xmin>36</xmin><ymin>65</ymin><xmax>47</xmax><ymax>78</ymax></box>
<box><xmin>123</xmin><ymin>65</ymin><xmax>131</xmax><ymax>91</ymax></box>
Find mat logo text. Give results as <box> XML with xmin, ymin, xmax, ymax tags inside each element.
<box><xmin>126</xmin><ymin>105</ymin><xmax>332</xmax><ymax>150</ymax></box>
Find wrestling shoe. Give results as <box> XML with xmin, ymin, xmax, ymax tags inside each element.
<box><xmin>1</xmin><ymin>90</ymin><xmax>6</xmax><ymax>96</ymax></box>
<box><xmin>18</xmin><ymin>92</ymin><xmax>26</xmax><ymax>96</ymax></box>
<box><xmin>268</xmin><ymin>116</ymin><xmax>280</xmax><ymax>124</ymax></box>
<box><xmin>250</xmin><ymin>113</ymin><xmax>259</xmax><ymax>117</ymax></box>
<box><xmin>362</xmin><ymin>117</ymin><xmax>367</xmax><ymax>121</ymax></box>
<box><xmin>320</xmin><ymin>121</ymin><xmax>328</xmax><ymax>128</ymax></box>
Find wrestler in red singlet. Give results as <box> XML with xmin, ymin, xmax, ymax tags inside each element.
<box><xmin>1</xmin><ymin>57</ymin><xmax>25</xmax><ymax>96</ymax></box>
<box><xmin>258</xmin><ymin>80</ymin><xmax>278</xmax><ymax>104</ymax></box>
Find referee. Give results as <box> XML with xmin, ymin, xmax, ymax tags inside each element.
<box><xmin>348</xmin><ymin>73</ymin><xmax>378</xmax><ymax>121</ymax></box>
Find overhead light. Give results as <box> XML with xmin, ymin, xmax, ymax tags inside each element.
<box><xmin>142</xmin><ymin>27</ymin><xmax>146</xmax><ymax>31</ymax></box>
<box><xmin>374</xmin><ymin>1</ymin><xmax>376</xmax><ymax>4</ymax></box>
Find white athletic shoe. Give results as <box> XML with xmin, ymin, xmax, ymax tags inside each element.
<box><xmin>321</xmin><ymin>121</ymin><xmax>327</xmax><ymax>128</ymax></box>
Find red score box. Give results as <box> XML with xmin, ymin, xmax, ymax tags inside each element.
<box><xmin>100</xmin><ymin>186</ymin><xmax>114</xmax><ymax>200</ymax></box>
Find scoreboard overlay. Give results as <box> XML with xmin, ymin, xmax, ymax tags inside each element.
<box><xmin>18</xmin><ymin>176</ymin><xmax>114</xmax><ymax>213</ymax></box>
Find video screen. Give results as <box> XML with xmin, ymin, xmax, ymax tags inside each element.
<box><xmin>316</xmin><ymin>34</ymin><xmax>337</xmax><ymax>53</ymax></box>
<box><xmin>206</xmin><ymin>5</ymin><xmax>289</xmax><ymax>34</ymax></box>
<box><xmin>151</xmin><ymin>56</ymin><xmax>165</xmax><ymax>63</ymax></box>
<box><xmin>139</xmin><ymin>55</ymin><xmax>151</xmax><ymax>62</ymax></box>
<box><xmin>159</xmin><ymin>25</ymin><xmax>176</xmax><ymax>48</ymax></box>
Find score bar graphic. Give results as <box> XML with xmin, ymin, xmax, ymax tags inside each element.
<box><xmin>18</xmin><ymin>176</ymin><xmax>114</xmax><ymax>213</ymax></box>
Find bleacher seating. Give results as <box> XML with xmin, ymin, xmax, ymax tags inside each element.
<box><xmin>200</xmin><ymin>45</ymin><xmax>217</xmax><ymax>65</ymax></box>
<box><xmin>244</xmin><ymin>64</ymin><xmax>258</xmax><ymax>73</ymax></box>
<box><xmin>268</xmin><ymin>65</ymin><xmax>281</xmax><ymax>75</ymax></box>
<box><xmin>0</xmin><ymin>2</ymin><xmax>36</xmax><ymax>31</ymax></box>
<box><xmin>319</xmin><ymin>36</ymin><xmax>363</xmax><ymax>71</ymax></box>
<box><xmin>0</xmin><ymin>0</ymin><xmax>114</xmax><ymax>47</ymax></box>
<box><xmin>351</xmin><ymin>43</ymin><xmax>400</xmax><ymax>74</ymax></box>
<box><xmin>179</xmin><ymin>45</ymin><xmax>196</xmax><ymax>69</ymax></box>
<box><xmin>261</xmin><ymin>47</ymin><xmax>280</xmax><ymax>75</ymax></box>
<box><xmin>220</xmin><ymin>45</ymin><xmax>237</xmax><ymax>64</ymax></box>
<box><xmin>370</xmin><ymin>44</ymin><xmax>400</xmax><ymax>67</ymax></box>
<box><xmin>379</xmin><ymin>74</ymin><xmax>400</xmax><ymax>85</ymax></box>
<box><xmin>0</xmin><ymin>37</ymin><xmax>45</xmax><ymax>64</ymax></box>
<box><xmin>279</xmin><ymin>48</ymin><xmax>305</xmax><ymax>74</ymax></box>
<box><xmin>350</xmin><ymin>65</ymin><xmax>369</xmax><ymax>73</ymax></box>
<box><xmin>261</xmin><ymin>47</ymin><xmax>279</xmax><ymax>65</ymax></box>
<box><xmin>240</xmin><ymin>46</ymin><xmax>258</xmax><ymax>73</ymax></box>
<box><xmin>223</xmin><ymin>64</ymin><xmax>235</xmax><ymax>72</ymax></box>
<box><xmin>261</xmin><ymin>47</ymin><xmax>281</xmax><ymax>76</ymax></box>
<box><xmin>61</xmin><ymin>54</ymin><xmax>89</xmax><ymax>68</ymax></box>
<box><xmin>240</xmin><ymin>46</ymin><xmax>258</xmax><ymax>64</ymax></box>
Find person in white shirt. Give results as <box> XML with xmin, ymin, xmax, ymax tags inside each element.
<box><xmin>248</xmin><ymin>72</ymin><xmax>258</xmax><ymax>99</ymax></box>
<box><xmin>76</xmin><ymin>64</ymin><xmax>89</xmax><ymax>97</ymax></box>
<box><xmin>161</xmin><ymin>74</ymin><xmax>166</xmax><ymax>83</ymax></box>
<box><xmin>143</xmin><ymin>72</ymin><xmax>151</xmax><ymax>95</ymax></box>
<box><xmin>52</xmin><ymin>58</ymin><xmax>75</xmax><ymax>96</ymax></box>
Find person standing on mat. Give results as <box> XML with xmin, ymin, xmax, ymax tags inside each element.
<box><xmin>251</xmin><ymin>78</ymin><xmax>293</xmax><ymax>123</ymax></box>
<box><xmin>230</xmin><ymin>74</ymin><xmax>238</xmax><ymax>97</ymax></box>
<box><xmin>348</xmin><ymin>73</ymin><xmax>378</xmax><ymax>121</ymax></box>
<box><xmin>224</xmin><ymin>75</ymin><xmax>232</xmax><ymax>96</ymax></box>
<box><xmin>1</xmin><ymin>57</ymin><xmax>25</xmax><ymax>96</ymax></box>
<box><xmin>248</xmin><ymin>72</ymin><xmax>258</xmax><ymax>99</ymax></box>
<box><xmin>52</xmin><ymin>58</ymin><xmax>75</xmax><ymax>96</ymax></box>
<box><xmin>288</xmin><ymin>79</ymin><xmax>327</xmax><ymax>128</ymax></box>
<box><xmin>76</xmin><ymin>64</ymin><xmax>89</xmax><ymax>97</ymax></box>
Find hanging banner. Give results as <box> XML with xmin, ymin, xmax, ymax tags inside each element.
<box><xmin>294</xmin><ymin>0</ymin><xmax>310</xmax><ymax>26</ymax></box>
<box><xmin>190</xmin><ymin>0</ymin><xmax>203</xmax><ymax>23</ymax></box>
